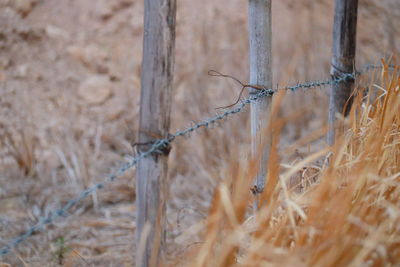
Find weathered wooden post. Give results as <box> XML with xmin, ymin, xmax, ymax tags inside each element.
<box><xmin>248</xmin><ymin>0</ymin><xmax>272</xmax><ymax>209</ymax></box>
<box><xmin>136</xmin><ymin>0</ymin><xmax>176</xmax><ymax>266</ymax></box>
<box><xmin>328</xmin><ymin>0</ymin><xmax>358</xmax><ymax>145</ymax></box>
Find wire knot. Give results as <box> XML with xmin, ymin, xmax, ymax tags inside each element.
<box><xmin>134</xmin><ymin>134</ymin><xmax>173</xmax><ymax>156</ymax></box>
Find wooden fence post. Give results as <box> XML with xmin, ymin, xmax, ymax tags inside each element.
<box><xmin>328</xmin><ymin>0</ymin><xmax>358</xmax><ymax>145</ymax></box>
<box><xmin>136</xmin><ymin>0</ymin><xmax>176</xmax><ymax>266</ymax></box>
<box><xmin>248</xmin><ymin>0</ymin><xmax>272</xmax><ymax>209</ymax></box>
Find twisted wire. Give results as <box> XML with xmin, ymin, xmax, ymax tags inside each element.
<box><xmin>0</xmin><ymin>67</ymin><xmax>369</xmax><ymax>257</ymax></box>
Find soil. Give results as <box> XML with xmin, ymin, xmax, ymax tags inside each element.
<box><xmin>0</xmin><ymin>0</ymin><xmax>399</xmax><ymax>265</ymax></box>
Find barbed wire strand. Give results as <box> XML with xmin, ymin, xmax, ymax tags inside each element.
<box><xmin>0</xmin><ymin>65</ymin><xmax>388</xmax><ymax>257</ymax></box>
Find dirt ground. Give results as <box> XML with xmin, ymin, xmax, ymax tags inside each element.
<box><xmin>0</xmin><ymin>0</ymin><xmax>399</xmax><ymax>265</ymax></box>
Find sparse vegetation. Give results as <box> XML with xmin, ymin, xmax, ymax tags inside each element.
<box><xmin>180</xmin><ymin>63</ymin><xmax>400</xmax><ymax>266</ymax></box>
<box><xmin>0</xmin><ymin>0</ymin><xmax>399</xmax><ymax>265</ymax></box>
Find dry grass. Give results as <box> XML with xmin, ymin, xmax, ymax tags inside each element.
<box><xmin>175</xmin><ymin>63</ymin><xmax>400</xmax><ymax>266</ymax></box>
<box><xmin>0</xmin><ymin>0</ymin><xmax>399</xmax><ymax>265</ymax></box>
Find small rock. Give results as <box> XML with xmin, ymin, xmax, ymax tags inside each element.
<box><xmin>13</xmin><ymin>64</ymin><xmax>29</xmax><ymax>79</ymax></box>
<box><xmin>45</xmin><ymin>24</ymin><xmax>70</xmax><ymax>40</ymax></box>
<box><xmin>96</xmin><ymin>0</ymin><xmax>133</xmax><ymax>21</ymax></box>
<box><xmin>78</xmin><ymin>75</ymin><xmax>113</xmax><ymax>105</ymax></box>
<box><xmin>104</xmin><ymin>96</ymin><xmax>126</xmax><ymax>121</ymax></box>
<box><xmin>97</xmin><ymin>4</ymin><xmax>113</xmax><ymax>21</ymax></box>
<box><xmin>12</xmin><ymin>21</ymin><xmax>42</xmax><ymax>41</ymax></box>
<box><xmin>13</xmin><ymin>0</ymin><xmax>37</xmax><ymax>17</ymax></box>
<box><xmin>33</xmin><ymin>71</ymin><xmax>42</xmax><ymax>81</ymax></box>
<box><xmin>0</xmin><ymin>58</ymin><xmax>12</xmax><ymax>69</ymax></box>
<box><xmin>67</xmin><ymin>44</ymin><xmax>109</xmax><ymax>73</ymax></box>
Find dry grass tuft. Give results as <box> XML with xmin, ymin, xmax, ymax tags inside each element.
<box><xmin>2</xmin><ymin>127</ymin><xmax>37</xmax><ymax>177</ymax></box>
<box><xmin>181</xmin><ymin>63</ymin><xmax>400</xmax><ymax>266</ymax></box>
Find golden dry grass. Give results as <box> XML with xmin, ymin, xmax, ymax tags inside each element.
<box><xmin>173</xmin><ymin>63</ymin><xmax>400</xmax><ymax>266</ymax></box>
<box><xmin>0</xmin><ymin>0</ymin><xmax>399</xmax><ymax>265</ymax></box>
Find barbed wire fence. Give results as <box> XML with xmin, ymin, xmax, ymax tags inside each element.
<box><xmin>0</xmin><ymin>64</ymin><xmax>394</xmax><ymax>257</ymax></box>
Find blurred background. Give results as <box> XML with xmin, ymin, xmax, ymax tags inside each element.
<box><xmin>0</xmin><ymin>0</ymin><xmax>399</xmax><ymax>265</ymax></box>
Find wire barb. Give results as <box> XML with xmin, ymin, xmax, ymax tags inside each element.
<box><xmin>208</xmin><ymin>70</ymin><xmax>270</xmax><ymax>109</ymax></box>
<box><xmin>0</xmin><ymin>64</ymin><xmax>386</xmax><ymax>258</ymax></box>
